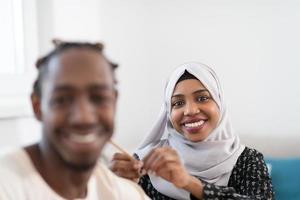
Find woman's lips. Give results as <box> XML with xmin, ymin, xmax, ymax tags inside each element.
<box><xmin>182</xmin><ymin>120</ymin><xmax>206</xmax><ymax>134</ymax></box>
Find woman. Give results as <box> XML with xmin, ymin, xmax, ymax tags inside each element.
<box><xmin>111</xmin><ymin>62</ymin><xmax>274</xmax><ymax>199</ymax></box>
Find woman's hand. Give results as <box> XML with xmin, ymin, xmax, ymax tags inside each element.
<box><xmin>142</xmin><ymin>147</ymin><xmax>191</xmax><ymax>188</ymax></box>
<box><xmin>143</xmin><ymin>147</ymin><xmax>204</xmax><ymax>199</ymax></box>
<box><xmin>110</xmin><ymin>153</ymin><xmax>143</xmax><ymax>183</ymax></box>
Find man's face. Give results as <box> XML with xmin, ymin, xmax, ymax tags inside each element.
<box><xmin>34</xmin><ymin>48</ymin><xmax>117</xmax><ymax>169</ymax></box>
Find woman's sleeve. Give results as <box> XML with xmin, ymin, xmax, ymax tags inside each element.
<box><xmin>190</xmin><ymin>149</ymin><xmax>274</xmax><ymax>200</ymax></box>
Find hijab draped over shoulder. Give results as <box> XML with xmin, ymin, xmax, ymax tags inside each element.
<box><xmin>135</xmin><ymin>62</ymin><xmax>245</xmax><ymax>200</ymax></box>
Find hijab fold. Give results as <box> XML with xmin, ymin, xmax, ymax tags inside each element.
<box><xmin>136</xmin><ymin>62</ymin><xmax>244</xmax><ymax>200</ymax></box>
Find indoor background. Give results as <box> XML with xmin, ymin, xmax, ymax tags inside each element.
<box><xmin>1</xmin><ymin>0</ymin><xmax>300</xmax><ymax>158</ymax></box>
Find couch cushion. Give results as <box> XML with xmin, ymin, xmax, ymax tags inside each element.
<box><xmin>266</xmin><ymin>158</ymin><xmax>300</xmax><ymax>200</ymax></box>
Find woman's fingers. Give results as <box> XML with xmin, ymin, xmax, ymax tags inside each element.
<box><xmin>114</xmin><ymin>167</ymin><xmax>141</xmax><ymax>180</ymax></box>
<box><xmin>142</xmin><ymin>147</ymin><xmax>191</xmax><ymax>187</ymax></box>
<box><xmin>142</xmin><ymin>150</ymin><xmax>162</xmax><ymax>172</ymax></box>
<box><xmin>112</xmin><ymin>153</ymin><xmax>143</xmax><ymax>169</ymax></box>
<box><xmin>143</xmin><ymin>148</ymin><xmax>165</xmax><ymax>170</ymax></box>
<box><xmin>143</xmin><ymin>147</ymin><xmax>179</xmax><ymax>172</ymax></box>
<box><xmin>155</xmin><ymin>161</ymin><xmax>175</xmax><ymax>178</ymax></box>
<box><xmin>110</xmin><ymin>153</ymin><xmax>143</xmax><ymax>181</ymax></box>
<box><xmin>112</xmin><ymin>152</ymin><xmax>132</xmax><ymax>161</ymax></box>
<box><xmin>151</xmin><ymin>156</ymin><xmax>178</xmax><ymax>173</ymax></box>
<box><xmin>110</xmin><ymin>159</ymin><xmax>138</xmax><ymax>171</ymax></box>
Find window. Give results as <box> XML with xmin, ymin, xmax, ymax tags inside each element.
<box><xmin>0</xmin><ymin>0</ymin><xmax>38</xmax><ymax>118</ymax></box>
<box><xmin>0</xmin><ymin>0</ymin><xmax>24</xmax><ymax>74</ymax></box>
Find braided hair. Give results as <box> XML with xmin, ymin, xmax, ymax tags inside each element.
<box><xmin>33</xmin><ymin>39</ymin><xmax>118</xmax><ymax>96</ymax></box>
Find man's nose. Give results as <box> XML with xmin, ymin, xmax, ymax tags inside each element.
<box><xmin>70</xmin><ymin>97</ymin><xmax>96</xmax><ymax>124</ymax></box>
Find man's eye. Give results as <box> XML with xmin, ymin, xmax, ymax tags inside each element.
<box><xmin>51</xmin><ymin>96</ymin><xmax>73</xmax><ymax>106</ymax></box>
<box><xmin>197</xmin><ymin>96</ymin><xmax>209</xmax><ymax>102</ymax></box>
<box><xmin>90</xmin><ymin>95</ymin><xmax>111</xmax><ymax>105</ymax></box>
<box><xmin>91</xmin><ymin>95</ymin><xmax>104</xmax><ymax>103</ymax></box>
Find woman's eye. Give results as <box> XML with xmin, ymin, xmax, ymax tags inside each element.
<box><xmin>197</xmin><ymin>96</ymin><xmax>209</xmax><ymax>102</ymax></box>
<box><xmin>172</xmin><ymin>100</ymin><xmax>184</xmax><ymax>108</ymax></box>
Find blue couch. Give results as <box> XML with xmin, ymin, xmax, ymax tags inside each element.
<box><xmin>266</xmin><ymin>158</ymin><xmax>300</xmax><ymax>200</ymax></box>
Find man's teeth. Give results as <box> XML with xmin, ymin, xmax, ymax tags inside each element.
<box><xmin>184</xmin><ymin>120</ymin><xmax>205</xmax><ymax>128</ymax></box>
<box><xmin>69</xmin><ymin>133</ymin><xmax>97</xmax><ymax>143</ymax></box>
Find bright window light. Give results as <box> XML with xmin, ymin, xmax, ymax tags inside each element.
<box><xmin>0</xmin><ymin>0</ymin><xmax>24</xmax><ymax>74</ymax></box>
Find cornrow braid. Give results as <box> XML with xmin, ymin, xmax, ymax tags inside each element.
<box><xmin>33</xmin><ymin>40</ymin><xmax>118</xmax><ymax>96</ymax></box>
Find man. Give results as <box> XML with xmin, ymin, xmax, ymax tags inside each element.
<box><xmin>0</xmin><ymin>41</ymin><xmax>150</xmax><ymax>200</ymax></box>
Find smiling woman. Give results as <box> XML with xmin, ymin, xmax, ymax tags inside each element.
<box><xmin>170</xmin><ymin>76</ymin><xmax>220</xmax><ymax>142</ymax></box>
<box><xmin>111</xmin><ymin>62</ymin><xmax>274</xmax><ymax>200</ymax></box>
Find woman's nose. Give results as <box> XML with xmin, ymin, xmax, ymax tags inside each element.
<box><xmin>184</xmin><ymin>102</ymin><xmax>200</xmax><ymax>116</ymax></box>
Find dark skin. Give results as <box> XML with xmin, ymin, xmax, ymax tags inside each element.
<box><xmin>110</xmin><ymin>79</ymin><xmax>217</xmax><ymax>199</ymax></box>
<box><xmin>27</xmin><ymin>48</ymin><xmax>117</xmax><ymax>199</ymax></box>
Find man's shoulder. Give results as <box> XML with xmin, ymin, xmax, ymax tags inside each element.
<box><xmin>0</xmin><ymin>148</ymin><xmax>31</xmax><ymax>198</ymax></box>
<box><xmin>93</xmin><ymin>162</ymin><xmax>138</xmax><ymax>188</ymax></box>
<box><xmin>0</xmin><ymin>148</ymin><xmax>28</xmax><ymax>174</ymax></box>
<box><xmin>93</xmin><ymin>162</ymin><xmax>150</xmax><ymax>200</ymax></box>
<box><xmin>0</xmin><ymin>148</ymin><xmax>33</xmax><ymax>181</ymax></box>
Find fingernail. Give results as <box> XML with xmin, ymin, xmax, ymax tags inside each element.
<box><xmin>138</xmin><ymin>162</ymin><xmax>143</xmax><ymax>168</ymax></box>
<box><xmin>148</xmin><ymin>170</ymin><xmax>157</xmax><ymax>176</ymax></box>
<box><xmin>141</xmin><ymin>169</ymin><xmax>147</xmax><ymax>175</ymax></box>
<box><xmin>134</xmin><ymin>161</ymin><xmax>143</xmax><ymax>169</ymax></box>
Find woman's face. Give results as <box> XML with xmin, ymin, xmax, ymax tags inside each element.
<box><xmin>170</xmin><ymin>79</ymin><xmax>220</xmax><ymax>142</ymax></box>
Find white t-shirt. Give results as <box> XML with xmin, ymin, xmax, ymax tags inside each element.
<box><xmin>0</xmin><ymin>149</ymin><xmax>150</xmax><ymax>200</ymax></box>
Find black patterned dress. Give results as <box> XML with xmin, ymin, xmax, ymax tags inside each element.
<box><xmin>135</xmin><ymin>147</ymin><xmax>274</xmax><ymax>200</ymax></box>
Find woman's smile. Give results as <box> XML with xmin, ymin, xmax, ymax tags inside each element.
<box><xmin>171</xmin><ymin>79</ymin><xmax>220</xmax><ymax>142</ymax></box>
<box><xmin>181</xmin><ymin>117</ymin><xmax>207</xmax><ymax>134</ymax></box>
<box><xmin>183</xmin><ymin>120</ymin><xmax>205</xmax><ymax>133</ymax></box>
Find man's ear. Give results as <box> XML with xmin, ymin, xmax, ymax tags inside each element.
<box><xmin>31</xmin><ymin>93</ymin><xmax>42</xmax><ymax>121</ymax></box>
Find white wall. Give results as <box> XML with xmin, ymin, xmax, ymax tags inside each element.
<box><xmin>99</xmin><ymin>0</ymin><xmax>300</xmax><ymax>153</ymax></box>
<box><xmin>37</xmin><ymin>0</ymin><xmax>102</xmax><ymax>54</ymax></box>
<box><xmin>1</xmin><ymin>0</ymin><xmax>300</xmax><ymax>156</ymax></box>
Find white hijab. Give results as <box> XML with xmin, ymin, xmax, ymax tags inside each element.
<box><xmin>135</xmin><ymin>62</ymin><xmax>245</xmax><ymax>200</ymax></box>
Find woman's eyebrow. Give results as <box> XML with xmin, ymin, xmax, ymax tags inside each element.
<box><xmin>193</xmin><ymin>89</ymin><xmax>209</xmax><ymax>94</ymax></box>
<box><xmin>172</xmin><ymin>89</ymin><xmax>209</xmax><ymax>98</ymax></box>
<box><xmin>171</xmin><ymin>94</ymin><xmax>183</xmax><ymax>98</ymax></box>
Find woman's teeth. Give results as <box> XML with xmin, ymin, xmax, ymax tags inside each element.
<box><xmin>69</xmin><ymin>133</ymin><xmax>97</xmax><ymax>144</ymax></box>
<box><xmin>184</xmin><ymin>120</ymin><xmax>205</xmax><ymax>128</ymax></box>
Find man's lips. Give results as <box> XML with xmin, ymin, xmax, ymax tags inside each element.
<box><xmin>63</xmin><ymin>127</ymin><xmax>106</xmax><ymax>145</ymax></box>
<box><xmin>67</xmin><ymin>132</ymin><xmax>99</xmax><ymax>144</ymax></box>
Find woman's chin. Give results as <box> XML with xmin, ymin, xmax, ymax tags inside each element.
<box><xmin>183</xmin><ymin>132</ymin><xmax>209</xmax><ymax>142</ymax></box>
